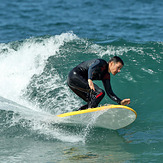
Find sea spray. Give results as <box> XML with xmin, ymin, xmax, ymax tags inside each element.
<box><xmin>81</xmin><ymin>110</ymin><xmax>107</xmax><ymax>143</ymax></box>
<box><xmin>0</xmin><ymin>32</ymin><xmax>79</xmax><ymax>106</ymax></box>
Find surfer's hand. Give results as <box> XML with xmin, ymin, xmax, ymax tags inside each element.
<box><xmin>121</xmin><ymin>99</ymin><xmax>130</xmax><ymax>105</ymax></box>
<box><xmin>88</xmin><ymin>79</ymin><xmax>95</xmax><ymax>91</ymax></box>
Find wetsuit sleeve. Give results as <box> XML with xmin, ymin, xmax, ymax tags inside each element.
<box><xmin>88</xmin><ymin>60</ymin><xmax>100</xmax><ymax>80</ymax></box>
<box><xmin>102</xmin><ymin>79</ymin><xmax>122</xmax><ymax>104</ymax></box>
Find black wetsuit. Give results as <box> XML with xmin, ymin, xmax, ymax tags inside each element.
<box><xmin>67</xmin><ymin>59</ymin><xmax>122</xmax><ymax>110</ymax></box>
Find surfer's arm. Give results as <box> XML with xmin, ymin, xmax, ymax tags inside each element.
<box><xmin>88</xmin><ymin>60</ymin><xmax>101</xmax><ymax>91</ymax></box>
<box><xmin>102</xmin><ymin>79</ymin><xmax>122</xmax><ymax>104</ymax></box>
<box><xmin>88</xmin><ymin>59</ymin><xmax>100</xmax><ymax>80</ymax></box>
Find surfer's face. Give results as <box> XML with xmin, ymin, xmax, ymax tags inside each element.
<box><xmin>109</xmin><ymin>62</ymin><xmax>123</xmax><ymax>75</ymax></box>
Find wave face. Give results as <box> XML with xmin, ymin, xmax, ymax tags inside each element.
<box><xmin>0</xmin><ymin>33</ymin><xmax>162</xmax><ymax>158</ymax></box>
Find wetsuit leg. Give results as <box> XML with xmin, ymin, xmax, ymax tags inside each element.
<box><xmin>68</xmin><ymin>84</ymin><xmax>89</xmax><ymax>102</ymax></box>
<box><xmin>88</xmin><ymin>84</ymin><xmax>105</xmax><ymax>108</ymax></box>
<box><xmin>69</xmin><ymin>83</ymin><xmax>105</xmax><ymax>110</ymax></box>
<box><xmin>67</xmin><ymin>69</ymin><xmax>105</xmax><ymax>110</ymax></box>
<box><xmin>67</xmin><ymin>70</ymin><xmax>90</xmax><ymax>102</ymax></box>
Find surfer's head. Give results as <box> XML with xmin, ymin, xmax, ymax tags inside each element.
<box><xmin>108</xmin><ymin>56</ymin><xmax>124</xmax><ymax>75</ymax></box>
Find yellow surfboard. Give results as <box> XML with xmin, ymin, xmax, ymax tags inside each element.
<box><xmin>57</xmin><ymin>105</ymin><xmax>137</xmax><ymax>130</ymax></box>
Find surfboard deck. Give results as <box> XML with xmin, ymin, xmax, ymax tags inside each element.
<box><xmin>57</xmin><ymin>105</ymin><xmax>137</xmax><ymax>130</ymax></box>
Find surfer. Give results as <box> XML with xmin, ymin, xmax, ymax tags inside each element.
<box><xmin>67</xmin><ymin>56</ymin><xmax>130</xmax><ymax>110</ymax></box>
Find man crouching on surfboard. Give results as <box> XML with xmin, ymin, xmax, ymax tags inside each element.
<box><xmin>67</xmin><ymin>56</ymin><xmax>130</xmax><ymax>110</ymax></box>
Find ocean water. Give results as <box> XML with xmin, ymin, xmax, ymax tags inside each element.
<box><xmin>0</xmin><ymin>0</ymin><xmax>163</xmax><ymax>162</ymax></box>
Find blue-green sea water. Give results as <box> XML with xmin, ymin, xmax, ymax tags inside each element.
<box><xmin>0</xmin><ymin>0</ymin><xmax>163</xmax><ymax>162</ymax></box>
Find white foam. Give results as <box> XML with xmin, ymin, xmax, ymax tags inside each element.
<box><xmin>0</xmin><ymin>33</ymin><xmax>86</xmax><ymax>143</ymax></box>
<box><xmin>0</xmin><ymin>96</ymin><xmax>84</xmax><ymax>143</ymax></box>
<box><xmin>0</xmin><ymin>32</ymin><xmax>78</xmax><ymax>106</ymax></box>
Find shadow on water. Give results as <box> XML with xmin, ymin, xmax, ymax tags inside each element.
<box><xmin>52</xmin><ymin>126</ymin><xmax>136</xmax><ymax>163</ymax></box>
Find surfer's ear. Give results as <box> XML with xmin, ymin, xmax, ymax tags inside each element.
<box><xmin>110</xmin><ymin>61</ymin><xmax>115</xmax><ymax>68</ymax></box>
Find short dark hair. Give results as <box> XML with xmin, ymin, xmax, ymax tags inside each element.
<box><xmin>109</xmin><ymin>56</ymin><xmax>124</xmax><ymax>65</ymax></box>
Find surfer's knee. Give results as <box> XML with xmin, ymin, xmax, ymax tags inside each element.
<box><xmin>88</xmin><ymin>90</ymin><xmax>105</xmax><ymax>108</ymax></box>
<box><xmin>101</xmin><ymin>90</ymin><xmax>105</xmax><ymax>97</ymax></box>
<box><xmin>96</xmin><ymin>90</ymin><xmax>105</xmax><ymax>100</ymax></box>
